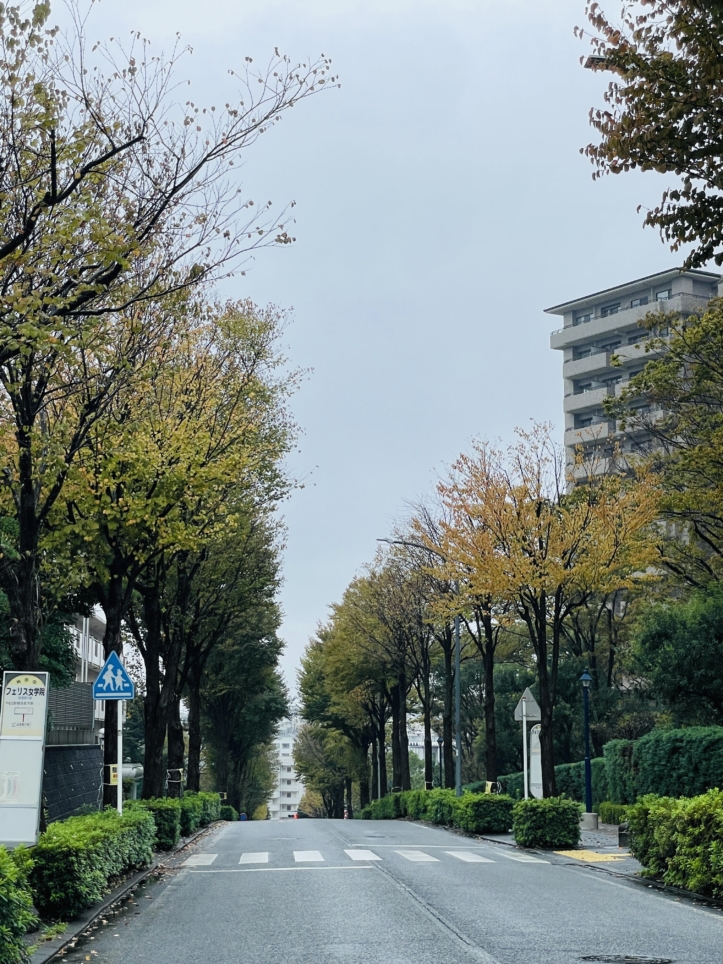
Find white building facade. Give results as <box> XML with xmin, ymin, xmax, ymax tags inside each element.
<box><xmin>268</xmin><ymin>716</ymin><xmax>305</xmax><ymax>820</ymax></box>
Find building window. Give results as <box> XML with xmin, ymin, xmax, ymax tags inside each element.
<box><xmin>286</xmin><ymin>767</ymin><xmax>292</xmax><ymax>773</ymax></box>
<box><xmin>574</xmin><ymin>416</ymin><xmax>593</xmax><ymax>429</ymax></box>
<box><xmin>574</xmin><ymin>311</ymin><xmax>592</xmax><ymax>326</ymax></box>
<box><xmin>630</xmin><ymin>296</ymin><xmax>648</xmax><ymax>308</ymax></box>
<box><xmin>627</xmin><ymin>332</ymin><xmax>642</xmax><ymax>345</ymax></box>
<box><xmin>282</xmin><ymin>743</ymin><xmax>290</xmax><ymax>749</ymax></box>
<box><xmin>573</xmin><ymin>381</ymin><xmax>593</xmax><ymax>395</ymax></box>
<box><xmin>601</xmin><ymin>303</ymin><xmax>620</xmax><ymax>317</ymax></box>
<box><xmin>656</xmin><ymin>289</ymin><xmax>671</xmax><ymax>301</ymax></box>
<box><xmin>573</xmin><ymin>346</ymin><xmax>591</xmax><ymax>360</ymax></box>
<box><xmin>597</xmin><ymin>340</ymin><xmax>621</xmax><ymax>353</ymax></box>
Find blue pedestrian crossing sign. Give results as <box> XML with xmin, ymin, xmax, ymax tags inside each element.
<box><xmin>93</xmin><ymin>652</ymin><xmax>135</xmax><ymax>700</ymax></box>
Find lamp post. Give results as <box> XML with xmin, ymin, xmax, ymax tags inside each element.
<box><xmin>377</xmin><ymin>537</ymin><xmax>463</xmax><ymax>797</ymax></box>
<box><xmin>437</xmin><ymin>736</ymin><xmax>443</xmax><ymax>787</ymax></box>
<box><xmin>580</xmin><ymin>670</ymin><xmax>597</xmax><ymax>828</ymax></box>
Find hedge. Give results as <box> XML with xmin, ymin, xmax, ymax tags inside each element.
<box><xmin>29</xmin><ymin>808</ymin><xmax>155</xmax><ymax>920</ymax></box>
<box><xmin>512</xmin><ymin>797</ymin><xmax>582</xmax><ymax>849</ymax></box>
<box><xmin>360</xmin><ymin>788</ymin><xmax>513</xmax><ymax>834</ymax></box>
<box><xmin>180</xmin><ymin>795</ymin><xmax>204</xmax><ymax>836</ymax></box>
<box><xmin>220</xmin><ymin>805</ymin><xmax>238</xmax><ymax>821</ymax></box>
<box><xmin>627</xmin><ymin>790</ymin><xmax>723</xmax><ymax>897</ymax></box>
<box><xmin>598</xmin><ymin>801</ymin><xmax>628</xmax><ymax>825</ymax></box>
<box><xmin>499</xmin><ymin>726</ymin><xmax>723</xmax><ymax>808</ymax></box>
<box><xmin>500</xmin><ymin>758</ymin><xmax>607</xmax><ymax>808</ymax></box>
<box><xmin>0</xmin><ymin>846</ymin><xmax>36</xmax><ymax>964</ymax></box>
<box><xmin>185</xmin><ymin>792</ymin><xmax>222</xmax><ymax>826</ymax></box>
<box><xmin>132</xmin><ymin>798</ymin><xmax>181</xmax><ymax>850</ymax></box>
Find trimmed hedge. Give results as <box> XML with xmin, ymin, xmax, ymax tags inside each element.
<box><xmin>361</xmin><ymin>788</ymin><xmax>513</xmax><ymax>834</ymax></box>
<box><xmin>500</xmin><ymin>758</ymin><xmax>607</xmax><ymax>808</ymax></box>
<box><xmin>598</xmin><ymin>801</ymin><xmax>628</xmax><ymax>825</ymax></box>
<box><xmin>185</xmin><ymin>792</ymin><xmax>222</xmax><ymax>826</ymax></box>
<box><xmin>512</xmin><ymin>797</ymin><xmax>581</xmax><ymax>849</ymax></box>
<box><xmin>133</xmin><ymin>798</ymin><xmax>181</xmax><ymax>850</ymax></box>
<box><xmin>627</xmin><ymin>790</ymin><xmax>723</xmax><ymax>896</ymax></box>
<box><xmin>30</xmin><ymin>808</ymin><xmax>155</xmax><ymax>920</ymax></box>
<box><xmin>220</xmin><ymin>805</ymin><xmax>238</xmax><ymax>821</ymax></box>
<box><xmin>180</xmin><ymin>795</ymin><xmax>204</xmax><ymax>836</ymax></box>
<box><xmin>0</xmin><ymin>846</ymin><xmax>36</xmax><ymax>964</ymax></box>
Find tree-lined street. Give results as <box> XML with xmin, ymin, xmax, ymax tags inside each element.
<box><xmin>61</xmin><ymin>819</ymin><xmax>723</xmax><ymax>964</ymax></box>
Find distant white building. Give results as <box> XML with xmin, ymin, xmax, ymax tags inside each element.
<box><xmin>268</xmin><ymin>716</ymin><xmax>305</xmax><ymax>820</ymax></box>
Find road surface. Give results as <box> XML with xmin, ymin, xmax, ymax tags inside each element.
<box><xmin>61</xmin><ymin>817</ymin><xmax>723</xmax><ymax>964</ymax></box>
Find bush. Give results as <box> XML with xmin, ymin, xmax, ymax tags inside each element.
<box><xmin>501</xmin><ymin>758</ymin><xmax>608</xmax><ymax>808</ymax></box>
<box><xmin>134</xmin><ymin>798</ymin><xmax>181</xmax><ymax>850</ymax></box>
<box><xmin>603</xmin><ymin>740</ymin><xmax>637</xmax><ymax>805</ymax></box>
<box><xmin>180</xmin><ymin>795</ymin><xmax>204</xmax><ymax>836</ymax></box>
<box><xmin>512</xmin><ymin>797</ymin><xmax>581</xmax><ymax>849</ymax></box>
<box><xmin>220</xmin><ymin>805</ymin><xmax>238</xmax><ymax>821</ymax></box>
<box><xmin>598</xmin><ymin>801</ymin><xmax>628</xmax><ymax>825</ymax></box>
<box><xmin>188</xmin><ymin>792</ymin><xmax>221</xmax><ymax>826</ymax></box>
<box><xmin>452</xmin><ymin>794</ymin><xmax>514</xmax><ymax>834</ymax></box>
<box><xmin>30</xmin><ymin>808</ymin><xmax>154</xmax><ymax>920</ymax></box>
<box><xmin>0</xmin><ymin>846</ymin><xmax>36</xmax><ymax>964</ymax></box>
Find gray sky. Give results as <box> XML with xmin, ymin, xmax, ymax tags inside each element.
<box><xmin>85</xmin><ymin>0</ymin><xmax>685</xmax><ymax>691</ymax></box>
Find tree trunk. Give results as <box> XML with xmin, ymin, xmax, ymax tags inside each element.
<box><xmin>390</xmin><ymin>683</ymin><xmax>402</xmax><ymax>791</ymax></box>
<box><xmin>345</xmin><ymin>776</ymin><xmax>353</xmax><ymax>819</ymax></box>
<box><xmin>378</xmin><ymin>721</ymin><xmax>388</xmax><ymax>797</ymax></box>
<box><xmin>371</xmin><ymin>732</ymin><xmax>379</xmax><ymax>800</ymax></box>
<box><xmin>484</xmin><ymin>650</ymin><xmax>498</xmax><ymax>783</ymax></box>
<box><xmin>101</xmin><ymin>573</ymin><xmax>126</xmax><ymax>807</ymax></box>
<box><xmin>167</xmin><ymin>697</ymin><xmax>185</xmax><ymax>798</ymax></box>
<box><xmin>186</xmin><ymin>678</ymin><xmax>202</xmax><ymax>793</ymax></box>
<box><xmin>442</xmin><ymin>636</ymin><xmax>454</xmax><ymax>789</ymax></box>
<box><xmin>399</xmin><ymin>674</ymin><xmax>411</xmax><ymax>792</ymax></box>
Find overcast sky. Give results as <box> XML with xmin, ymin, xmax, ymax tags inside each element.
<box><xmin>83</xmin><ymin>0</ymin><xmax>688</xmax><ymax>693</ymax></box>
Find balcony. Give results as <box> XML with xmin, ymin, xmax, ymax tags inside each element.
<box><xmin>550</xmin><ymin>292</ymin><xmax>703</xmax><ymax>351</ymax></box>
<box><xmin>563</xmin><ymin>386</ymin><xmax>610</xmax><ymax>415</ymax></box>
<box><xmin>563</xmin><ymin>352</ymin><xmax>614</xmax><ymax>379</ymax></box>
<box><xmin>564</xmin><ymin>421</ymin><xmax>612</xmax><ymax>449</ymax></box>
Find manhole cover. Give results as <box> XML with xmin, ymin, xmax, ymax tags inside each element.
<box><xmin>581</xmin><ymin>957</ymin><xmax>673</xmax><ymax>963</ymax></box>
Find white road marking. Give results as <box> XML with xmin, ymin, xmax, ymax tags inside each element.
<box><xmin>446</xmin><ymin>851</ymin><xmax>495</xmax><ymax>863</ymax></box>
<box><xmin>493</xmin><ymin>850</ymin><xmax>549</xmax><ymax>864</ymax></box>
<box><xmin>183</xmin><ymin>853</ymin><xmax>218</xmax><ymax>866</ymax></box>
<box><xmin>239</xmin><ymin>852</ymin><xmax>268</xmax><ymax>864</ymax></box>
<box><xmin>345</xmin><ymin>849</ymin><xmax>381</xmax><ymax>861</ymax></box>
<box><xmin>294</xmin><ymin>850</ymin><xmax>324</xmax><ymax>862</ymax></box>
<box><xmin>189</xmin><ymin>866</ymin><xmax>373</xmax><ymax>873</ymax></box>
<box><xmin>395</xmin><ymin>850</ymin><xmax>439</xmax><ymax>862</ymax></box>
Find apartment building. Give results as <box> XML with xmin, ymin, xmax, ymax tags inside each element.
<box><xmin>268</xmin><ymin>716</ymin><xmax>305</xmax><ymax>819</ymax></box>
<box><xmin>545</xmin><ymin>267</ymin><xmax>721</xmax><ymax>479</ymax></box>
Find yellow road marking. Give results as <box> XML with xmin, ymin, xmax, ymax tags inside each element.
<box><xmin>555</xmin><ymin>849</ymin><xmax>625</xmax><ymax>862</ymax></box>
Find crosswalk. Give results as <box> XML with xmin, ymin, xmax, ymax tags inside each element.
<box><xmin>182</xmin><ymin>847</ymin><xmax>550</xmax><ymax>868</ymax></box>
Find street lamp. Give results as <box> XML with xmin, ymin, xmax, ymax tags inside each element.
<box><xmin>437</xmin><ymin>736</ymin><xmax>443</xmax><ymax>788</ymax></box>
<box><xmin>377</xmin><ymin>537</ymin><xmax>463</xmax><ymax>797</ymax></box>
<box><xmin>580</xmin><ymin>670</ymin><xmax>596</xmax><ymax>827</ymax></box>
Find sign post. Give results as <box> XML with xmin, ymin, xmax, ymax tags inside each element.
<box><xmin>514</xmin><ymin>687</ymin><xmax>541</xmax><ymax>800</ymax></box>
<box><xmin>93</xmin><ymin>652</ymin><xmax>134</xmax><ymax>814</ymax></box>
<box><xmin>0</xmin><ymin>671</ymin><xmax>50</xmax><ymax>846</ymax></box>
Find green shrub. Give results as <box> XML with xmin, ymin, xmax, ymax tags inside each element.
<box><xmin>501</xmin><ymin>758</ymin><xmax>608</xmax><ymax>807</ymax></box>
<box><xmin>403</xmin><ymin>790</ymin><xmax>428</xmax><ymax>820</ymax></box>
<box><xmin>189</xmin><ymin>792</ymin><xmax>221</xmax><ymax>826</ymax></box>
<box><xmin>180</xmin><ymin>795</ymin><xmax>204</xmax><ymax>836</ymax></box>
<box><xmin>603</xmin><ymin>739</ymin><xmax>637</xmax><ymax>805</ymax></box>
<box><xmin>0</xmin><ymin>846</ymin><xmax>36</xmax><ymax>964</ymax></box>
<box><xmin>134</xmin><ymin>798</ymin><xmax>181</xmax><ymax>850</ymax></box>
<box><xmin>598</xmin><ymin>801</ymin><xmax>628</xmax><ymax>825</ymax></box>
<box><xmin>423</xmin><ymin>788</ymin><xmax>457</xmax><ymax>825</ymax></box>
<box><xmin>634</xmin><ymin>727</ymin><xmax>723</xmax><ymax>799</ymax></box>
<box><xmin>500</xmin><ymin>772</ymin><xmax>524</xmax><ymax>799</ymax></box>
<box><xmin>452</xmin><ymin>794</ymin><xmax>514</xmax><ymax>834</ymax></box>
<box><xmin>512</xmin><ymin>797</ymin><xmax>581</xmax><ymax>849</ymax></box>
<box><xmin>30</xmin><ymin>808</ymin><xmax>154</xmax><ymax>920</ymax></box>
<box><xmin>220</xmin><ymin>805</ymin><xmax>238</xmax><ymax>821</ymax></box>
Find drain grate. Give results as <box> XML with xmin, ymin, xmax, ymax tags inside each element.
<box><xmin>581</xmin><ymin>957</ymin><xmax>673</xmax><ymax>964</ymax></box>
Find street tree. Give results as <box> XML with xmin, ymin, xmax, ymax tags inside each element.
<box><xmin>434</xmin><ymin>424</ymin><xmax>659</xmax><ymax>796</ymax></box>
<box><xmin>579</xmin><ymin>0</ymin><xmax>723</xmax><ymax>266</ymax></box>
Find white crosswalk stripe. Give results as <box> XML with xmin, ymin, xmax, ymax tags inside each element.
<box><xmin>446</xmin><ymin>851</ymin><xmax>495</xmax><ymax>863</ymax></box>
<box><xmin>183</xmin><ymin>853</ymin><xmax>218</xmax><ymax>866</ymax></box>
<box><xmin>345</xmin><ymin>849</ymin><xmax>381</xmax><ymax>861</ymax></box>
<box><xmin>395</xmin><ymin>850</ymin><xmax>439</xmax><ymax>862</ymax></box>
<box><xmin>239</xmin><ymin>853</ymin><xmax>269</xmax><ymax>864</ymax></box>
<box><xmin>293</xmin><ymin>850</ymin><xmax>324</xmax><ymax>862</ymax></box>
<box><xmin>493</xmin><ymin>850</ymin><xmax>549</xmax><ymax>864</ymax></box>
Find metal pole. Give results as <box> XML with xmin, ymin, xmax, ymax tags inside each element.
<box><xmin>522</xmin><ymin>697</ymin><xmax>529</xmax><ymax>800</ymax></box>
<box><xmin>454</xmin><ymin>583</ymin><xmax>462</xmax><ymax>797</ymax></box>
<box><xmin>378</xmin><ymin>736</ymin><xmax>383</xmax><ymax>799</ymax></box>
<box><xmin>583</xmin><ymin>685</ymin><xmax>592</xmax><ymax>814</ymax></box>
<box><xmin>117</xmin><ymin>702</ymin><xmax>123</xmax><ymax>814</ymax></box>
<box><xmin>438</xmin><ymin>744</ymin><xmax>443</xmax><ymax>787</ymax></box>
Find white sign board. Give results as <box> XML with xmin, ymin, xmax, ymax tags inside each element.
<box><xmin>0</xmin><ymin>671</ymin><xmax>49</xmax><ymax>845</ymax></box>
<box><xmin>530</xmin><ymin>724</ymin><xmax>543</xmax><ymax>799</ymax></box>
<box><xmin>514</xmin><ymin>687</ymin><xmax>541</xmax><ymax>722</ymax></box>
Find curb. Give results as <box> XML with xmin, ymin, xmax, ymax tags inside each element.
<box><xmin>28</xmin><ymin>822</ymin><xmax>220</xmax><ymax>964</ymax></box>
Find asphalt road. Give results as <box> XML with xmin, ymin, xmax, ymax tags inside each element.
<box><xmin>63</xmin><ymin>818</ymin><xmax>723</xmax><ymax>964</ymax></box>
